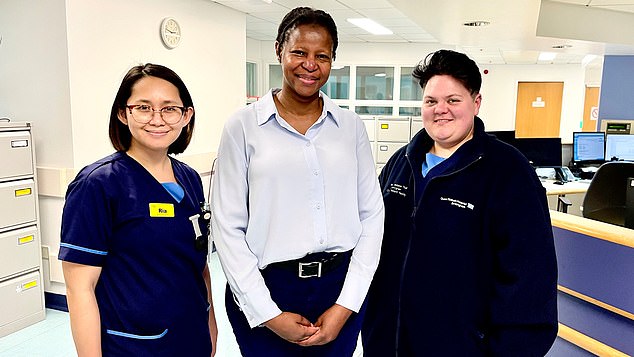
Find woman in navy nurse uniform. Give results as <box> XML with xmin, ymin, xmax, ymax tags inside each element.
<box><xmin>59</xmin><ymin>64</ymin><xmax>217</xmax><ymax>356</ymax></box>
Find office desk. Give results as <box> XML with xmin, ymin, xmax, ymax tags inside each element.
<box><xmin>542</xmin><ymin>180</ymin><xmax>590</xmax><ymax>196</ymax></box>
<box><xmin>550</xmin><ymin>211</ymin><xmax>634</xmax><ymax>356</ymax></box>
<box><xmin>542</xmin><ymin>180</ymin><xmax>590</xmax><ymax>216</ymax></box>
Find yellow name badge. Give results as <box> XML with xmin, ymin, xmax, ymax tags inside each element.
<box><xmin>149</xmin><ymin>203</ymin><xmax>175</xmax><ymax>218</ymax></box>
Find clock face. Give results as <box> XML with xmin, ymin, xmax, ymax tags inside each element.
<box><xmin>161</xmin><ymin>17</ymin><xmax>181</xmax><ymax>49</ymax></box>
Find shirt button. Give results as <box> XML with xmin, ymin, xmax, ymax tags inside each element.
<box><xmin>306</xmin><ymin>142</ymin><xmax>311</xmax><ymax>147</ymax></box>
<box><xmin>319</xmin><ymin>239</ymin><xmax>324</xmax><ymax>244</ymax></box>
<box><xmin>316</xmin><ymin>203</ymin><xmax>321</xmax><ymax>209</ymax></box>
<box><xmin>313</xmin><ymin>170</ymin><xmax>319</xmax><ymax>176</ymax></box>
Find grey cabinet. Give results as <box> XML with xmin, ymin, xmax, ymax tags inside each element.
<box><xmin>0</xmin><ymin>122</ymin><xmax>45</xmax><ymax>337</ymax></box>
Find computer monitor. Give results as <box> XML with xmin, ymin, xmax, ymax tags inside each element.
<box><xmin>572</xmin><ymin>132</ymin><xmax>605</xmax><ymax>164</ymax></box>
<box><xmin>487</xmin><ymin>130</ymin><xmax>516</xmax><ymax>145</ymax></box>
<box><xmin>512</xmin><ymin>137</ymin><xmax>562</xmax><ymax>167</ymax></box>
<box><xmin>605</xmin><ymin>134</ymin><xmax>634</xmax><ymax>161</ymax></box>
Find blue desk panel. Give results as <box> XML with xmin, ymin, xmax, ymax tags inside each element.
<box><xmin>553</xmin><ymin>226</ymin><xmax>634</xmax><ymax>314</ymax></box>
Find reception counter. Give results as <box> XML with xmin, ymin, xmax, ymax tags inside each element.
<box><xmin>550</xmin><ymin>210</ymin><xmax>634</xmax><ymax>356</ymax></box>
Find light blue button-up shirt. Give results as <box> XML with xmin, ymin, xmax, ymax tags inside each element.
<box><xmin>212</xmin><ymin>89</ymin><xmax>385</xmax><ymax>328</ymax></box>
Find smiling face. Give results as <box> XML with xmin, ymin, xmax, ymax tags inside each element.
<box><xmin>277</xmin><ymin>24</ymin><xmax>333</xmax><ymax>100</ymax></box>
<box><xmin>422</xmin><ymin>74</ymin><xmax>481</xmax><ymax>156</ymax></box>
<box><xmin>118</xmin><ymin>76</ymin><xmax>192</xmax><ymax>156</ymax></box>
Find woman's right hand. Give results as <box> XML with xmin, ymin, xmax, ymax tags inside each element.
<box><xmin>264</xmin><ymin>312</ymin><xmax>320</xmax><ymax>343</ymax></box>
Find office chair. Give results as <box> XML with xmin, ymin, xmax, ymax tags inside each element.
<box><xmin>582</xmin><ymin>161</ymin><xmax>634</xmax><ymax>228</ymax></box>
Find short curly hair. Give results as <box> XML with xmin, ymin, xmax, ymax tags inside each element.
<box><xmin>412</xmin><ymin>49</ymin><xmax>482</xmax><ymax>96</ymax></box>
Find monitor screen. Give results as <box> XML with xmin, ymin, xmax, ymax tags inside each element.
<box><xmin>512</xmin><ymin>137</ymin><xmax>562</xmax><ymax>167</ymax></box>
<box><xmin>573</xmin><ymin>132</ymin><xmax>605</xmax><ymax>162</ymax></box>
<box><xmin>487</xmin><ymin>130</ymin><xmax>516</xmax><ymax>145</ymax></box>
<box><xmin>606</xmin><ymin>134</ymin><xmax>634</xmax><ymax>161</ymax></box>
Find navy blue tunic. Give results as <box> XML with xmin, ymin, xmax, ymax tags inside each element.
<box><xmin>59</xmin><ymin>152</ymin><xmax>212</xmax><ymax>356</ymax></box>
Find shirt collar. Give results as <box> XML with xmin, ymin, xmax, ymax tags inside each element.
<box><xmin>255</xmin><ymin>89</ymin><xmax>341</xmax><ymax>127</ymax></box>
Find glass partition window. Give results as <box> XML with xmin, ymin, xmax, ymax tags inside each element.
<box><xmin>322</xmin><ymin>66</ymin><xmax>350</xmax><ymax>99</ymax></box>
<box><xmin>246</xmin><ymin>62</ymin><xmax>257</xmax><ymax>98</ymax></box>
<box><xmin>400</xmin><ymin>66</ymin><xmax>422</xmax><ymax>101</ymax></box>
<box><xmin>356</xmin><ymin>66</ymin><xmax>394</xmax><ymax>100</ymax></box>
<box><xmin>355</xmin><ymin>106</ymin><xmax>393</xmax><ymax>116</ymax></box>
<box><xmin>268</xmin><ymin>64</ymin><xmax>282</xmax><ymax>90</ymax></box>
<box><xmin>399</xmin><ymin>106</ymin><xmax>421</xmax><ymax>116</ymax></box>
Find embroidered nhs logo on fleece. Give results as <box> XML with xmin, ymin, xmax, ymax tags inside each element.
<box><xmin>387</xmin><ymin>183</ymin><xmax>408</xmax><ymax>197</ymax></box>
<box><xmin>440</xmin><ymin>197</ymin><xmax>475</xmax><ymax>210</ymax></box>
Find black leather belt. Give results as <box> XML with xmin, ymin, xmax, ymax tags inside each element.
<box><xmin>267</xmin><ymin>250</ymin><xmax>352</xmax><ymax>278</ymax></box>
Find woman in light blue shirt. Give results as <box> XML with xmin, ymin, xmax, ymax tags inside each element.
<box><xmin>211</xmin><ymin>6</ymin><xmax>384</xmax><ymax>357</ymax></box>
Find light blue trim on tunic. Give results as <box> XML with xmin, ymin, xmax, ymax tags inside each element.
<box><xmin>106</xmin><ymin>328</ymin><xmax>168</xmax><ymax>340</ymax></box>
<box><xmin>60</xmin><ymin>242</ymin><xmax>108</xmax><ymax>255</ymax></box>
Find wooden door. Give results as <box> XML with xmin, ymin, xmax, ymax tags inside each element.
<box><xmin>515</xmin><ymin>82</ymin><xmax>563</xmax><ymax>138</ymax></box>
<box><xmin>582</xmin><ymin>86</ymin><xmax>600</xmax><ymax>132</ymax></box>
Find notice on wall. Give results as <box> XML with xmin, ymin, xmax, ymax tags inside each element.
<box><xmin>590</xmin><ymin>106</ymin><xmax>599</xmax><ymax>121</ymax></box>
<box><xmin>532</xmin><ymin>97</ymin><xmax>546</xmax><ymax>108</ymax></box>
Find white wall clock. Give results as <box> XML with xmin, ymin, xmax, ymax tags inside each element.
<box><xmin>160</xmin><ymin>17</ymin><xmax>181</xmax><ymax>49</ymax></box>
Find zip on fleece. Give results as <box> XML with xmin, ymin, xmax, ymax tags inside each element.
<box><xmin>392</xmin><ymin>152</ymin><xmax>483</xmax><ymax>355</ymax></box>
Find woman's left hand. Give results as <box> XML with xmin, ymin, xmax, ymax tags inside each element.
<box><xmin>296</xmin><ymin>304</ymin><xmax>352</xmax><ymax>346</ymax></box>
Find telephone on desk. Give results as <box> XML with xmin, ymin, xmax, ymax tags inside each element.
<box><xmin>535</xmin><ymin>166</ymin><xmax>576</xmax><ymax>185</ymax></box>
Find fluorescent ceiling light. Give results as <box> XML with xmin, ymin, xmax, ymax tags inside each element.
<box><xmin>374</xmin><ymin>73</ymin><xmax>387</xmax><ymax>77</ymax></box>
<box><xmin>538</xmin><ymin>52</ymin><xmax>556</xmax><ymax>61</ymax></box>
<box><xmin>347</xmin><ymin>18</ymin><xmax>393</xmax><ymax>35</ymax></box>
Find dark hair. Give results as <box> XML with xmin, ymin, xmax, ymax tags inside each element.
<box><xmin>275</xmin><ymin>7</ymin><xmax>338</xmax><ymax>60</ymax></box>
<box><xmin>109</xmin><ymin>63</ymin><xmax>195</xmax><ymax>154</ymax></box>
<box><xmin>412</xmin><ymin>49</ymin><xmax>482</xmax><ymax>96</ymax></box>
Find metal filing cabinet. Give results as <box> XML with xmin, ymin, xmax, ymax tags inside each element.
<box><xmin>0</xmin><ymin>122</ymin><xmax>45</xmax><ymax>338</ymax></box>
<box><xmin>410</xmin><ymin>118</ymin><xmax>423</xmax><ymax>139</ymax></box>
<box><xmin>375</xmin><ymin>116</ymin><xmax>410</xmax><ymax>165</ymax></box>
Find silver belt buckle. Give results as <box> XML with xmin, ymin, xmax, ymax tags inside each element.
<box><xmin>298</xmin><ymin>261</ymin><xmax>322</xmax><ymax>278</ymax></box>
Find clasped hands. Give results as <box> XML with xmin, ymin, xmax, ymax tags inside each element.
<box><xmin>264</xmin><ymin>304</ymin><xmax>352</xmax><ymax>346</ymax></box>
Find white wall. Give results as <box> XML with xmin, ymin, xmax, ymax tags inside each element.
<box><xmin>66</xmin><ymin>0</ymin><xmax>245</xmax><ymax>168</ymax></box>
<box><xmin>0</xmin><ymin>0</ymin><xmax>74</xmax><ymax>168</ymax></box>
<box><xmin>1</xmin><ymin>0</ymin><xmax>245</xmax><ymax>295</ymax></box>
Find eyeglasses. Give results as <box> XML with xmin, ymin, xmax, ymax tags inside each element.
<box><xmin>126</xmin><ymin>104</ymin><xmax>187</xmax><ymax>124</ymax></box>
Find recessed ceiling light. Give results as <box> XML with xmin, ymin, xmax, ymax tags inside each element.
<box><xmin>552</xmin><ymin>44</ymin><xmax>572</xmax><ymax>49</ymax></box>
<box><xmin>463</xmin><ymin>21</ymin><xmax>490</xmax><ymax>27</ymax></box>
<box><xmin>347</xmin><ymin>18</ymin><xmax>393</xmax><ymax>35</ymax></box>
<box><xmin>538</xmin><ymin>52</ymin><xmax>557</xmax><ymax>61</ymax></box>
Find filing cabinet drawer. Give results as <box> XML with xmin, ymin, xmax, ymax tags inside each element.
<box><xmin>377</xmin><ymin>120</ymin><xmax>410</xmax><ymax>142</ymax></box>
<box><xmin>410</xmin><ymin>120</ymin><xmax>423</xmax><ymax>138</ymax></box>
<box><xmin>0</xmin><ymin>131</ymin><xmax>33</xmax><ymax>180</ymax></box>
<box><xmin>0</xmin><ymin>271</ymin><xmax>43</xmax><ymax>328</ymax></box>
<box><xmin>377</xmin><ymin>142</ymin><xmax>407</xmax><ymax>164</ymax></box>
<box><xmin>0</xmin><ymin>179</ymin><xmax>37</xmax><ymax>229</ymax></box>
<box><xmin>363</xmin><ymin>119</ymin><xmax>376</xmax><ymax>141</ymax></box>
<box><xmin>0</xmin><ymin>226</ymin><xmax>39</xmax><ymax>279</ymax></box>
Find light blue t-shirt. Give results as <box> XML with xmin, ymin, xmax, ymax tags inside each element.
<box><xmin>162</xmin><ymin>182</ymin><xmax>184</xmax><ymax>203</ymax></box>
<box><xmin>422</xmin><ymin>152</ymin><xmax>446</xmax><ymax>177</ymax></box>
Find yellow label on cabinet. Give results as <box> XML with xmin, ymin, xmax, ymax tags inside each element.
<box><xmin>22</xmin><ymin>280</ymin><xmax>37</xmax><ymax>290</ymax></box>
<box><xmin>18</xmin><ymin>235</ymin><xmax>34</xmax><ymax>245</ymax></box>
<box><xmin>381</xmin><ymin>123</ymin><xmax>389</xmax><ymax>129</ymax></box>
<box><xmin>15</xmin><ymin>188</ymin><xmax>32</xmax><ymax>197</ymax></box>
<box><xmin>149</xmin><ymin>203</ymin><xmax>175</xmax><ymax>217</ymax></box>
